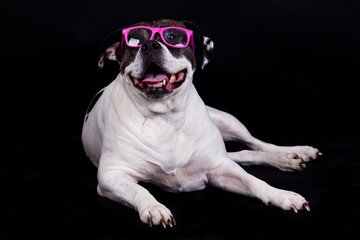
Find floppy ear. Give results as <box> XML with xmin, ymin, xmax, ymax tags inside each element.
<box><xmin>97</xmin><ymin>28</ymin><xmax>123</xmax><ymax>69</ymax></box>
<box><xmin>182</xmin><ymin>21</ymin><xmax>214</xmax><ymax>69</ymax></box>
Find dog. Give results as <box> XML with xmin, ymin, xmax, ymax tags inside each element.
<box><xmin>82</xmin><ymin>19</ymin><xmax>322</xmax><ymax>228</ymax></box>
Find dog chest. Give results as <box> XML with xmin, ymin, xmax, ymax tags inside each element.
<box><xmin>140</xmin><ymin>122</ymin><xmax>192</xmax><ymax>174</ymax></box>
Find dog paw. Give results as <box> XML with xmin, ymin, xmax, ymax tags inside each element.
<box><xmin>274</xmin><ymin>146</ymin><xmax>322</xmax><ymax>162</ymax></box>
<box><xmin>271</xmin><ymin>152</ymin><xmax>307</xmax><ymax>172</ymax></box>
<box><xmin>291</xmin><ymin>146</ymin><xmax>322</xmax><ymax>162</ymax></box>
<box><xmin>267</xmin><ymin>189</ymin><xmax>310</xmax><ymax>213</ymax></box>
<box><xmin>139</xmin><ymin>204</ymin><xmax>176</xmax><ymax>228</ymax></box>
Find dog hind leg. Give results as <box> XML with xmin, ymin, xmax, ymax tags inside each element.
<box><xmin>206</xmin><ymin>106</ymin><xmax>321</xmax><ymax>165</ymax></box>
<box><xmin>227</xmin><ymin>150</ymin><xmax>306</xmax><ymax>171</ymax></box>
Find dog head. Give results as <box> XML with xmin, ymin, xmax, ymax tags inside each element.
<box><xmin>98</xmin><ymin>19</ymin><xmax>214</xmax><ymax>103</ymax></box>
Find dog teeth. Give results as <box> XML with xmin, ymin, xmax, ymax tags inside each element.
<box><xmin>170</xmin><ymin>74</ymin><xmax>176</xmax><ymax>83</ymax></box>
<box><xmin>146</xmin><ymin>79</ymin><xmax>167</xmax><ymax>88</ymax></box>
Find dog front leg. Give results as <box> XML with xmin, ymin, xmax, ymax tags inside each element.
<box><xmin>97</xmin><ymin>169</ymin><xmax>175</xmax><ymax>228</ymax></box>
<box><xmin>207</xmin><ymin>160</ymin><xmax>310</xmax><ymax>212</ymax></box>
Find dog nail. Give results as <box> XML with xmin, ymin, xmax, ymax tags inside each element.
<box><xmin>291</xmin><ymin>204</ymin><xmax>298</xmax><ymax>213</ymax></box>
<box><xmin>171</xmin><ymin>216</ymin><xmax>176</xmax><ymax>226</ymax></box>
<box><xmin>317</xmin><ymin>151</ymin><xmax>323</xmax><ymax>156</ymax></box>
<box><xmin>303</xmin><ymin>203</ymin><xmax>311</xmax><ymax>211</ymax></box>
<box><xmin>148</xmin><ymin>216</ymin><xmax>153</xmax><ymax>228</ymax></box>
<box><xmin>160</xmin><ymin>219</ymin><xmax>166</xmax><ymax>229</ymax></box>
<box><xmin>167</xmin><ymin>219</ymin><xmax>173</xmax><ymax>227</ymax></box>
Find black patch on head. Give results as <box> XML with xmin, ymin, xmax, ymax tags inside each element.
<box><xmin>98</xmin><ymin>19</ymin><xmax>213</xmax><ymax>73</ymax></box>
<box><xmin>119</xmin><ymin>46</ymin><xmax>140</xmax><ymax>73</ymax></box>
<box><xmin>84</xmin><ymin>89</ymin><xmax>104</xmax><ymax>122</ymax></box>
<box><xmin>167</xmin><ymin>46</ymin><xmax>196</xmax><ymax>68</ymax></box>
<box><xmin>118</xmin><ymin>20</ymin><xmax>197</xmax><ymax>73</ymax></box>
<box><xmin>182</xmin><ymin>21</ymin><xmax>208</xmax><ymax>70</ymax></box>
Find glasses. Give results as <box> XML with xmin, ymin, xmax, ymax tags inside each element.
<box><xmin>121</xmin><ymin>26</ymin><xmax>194</xmax><ymax>56</ymax></box>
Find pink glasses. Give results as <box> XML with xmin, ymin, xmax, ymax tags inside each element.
<box><xmin>121</xmin><ymin>26</ymin><xmax>194</xmax><ymax>56</ymax></box>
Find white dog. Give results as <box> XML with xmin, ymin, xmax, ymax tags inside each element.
<box><xmin>82</xmin><ymin>19</ymin><xmax>321</xmax><ymax>228</ymax></box>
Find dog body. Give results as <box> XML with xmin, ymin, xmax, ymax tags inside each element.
<box><xmin>83</xmin><ymin>77</ymin><xmax>223</xmax><ymax>192</ymax></box>
<box><xmin>82</xmin><ymin>19</ymin><xmax>321</xmax><ymax>227</ymax></box>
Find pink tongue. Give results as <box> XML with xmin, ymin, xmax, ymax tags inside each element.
<box><xmin>142</xmin><ymin>73</ymin><xmax>168</xmax><ymax>83</ymax></box>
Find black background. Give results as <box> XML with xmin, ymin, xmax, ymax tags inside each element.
<box><xmin>2</xmin><ymin>0</ymin><xmax>360</xmax><ymax>239</ymax></box>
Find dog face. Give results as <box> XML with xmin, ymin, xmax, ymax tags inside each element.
<box><xmin>98</xmin><ymin>19</ymin><xmax>214</xmax><ymax>101</ymax></box>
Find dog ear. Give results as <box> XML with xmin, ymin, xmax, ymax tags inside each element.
<box><xmin>182</xmin><ymin>21</ymin><xmax>214</xmax><ymax>69</ymax></box>
<box><xmin>200</xmin><ymin>36</ymin><xmax>214</xmax><ymax>69</ymax></box>
<box><xmin>98</xmin><ymin>29</ymin><xmax>123</xmax><ymax>69</ymax></box>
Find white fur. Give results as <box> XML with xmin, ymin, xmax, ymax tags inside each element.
<box><xmin>82</xmin><ymin>34</ymin><xmax>319</xmax><ymax>227</ymax></box>
<box><xmin>201</xmin><ymin>36</ymin><xmax>213</xmax><ymax>69</ymax></box>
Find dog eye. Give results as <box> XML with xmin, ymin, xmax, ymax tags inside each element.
<box><xmin>163</xmin><ymin>29</ymin><xmax>188</xmax><ymax>47</ymax></box>
<box><xmin>167</xmin><ymin>33</ymin><xmax>176</xmax><ymax>39</ymax></box>
<box><xmin>165</xmin><ymin>32</ymin><xmax>178</xmax><ymax>41</ymax></box>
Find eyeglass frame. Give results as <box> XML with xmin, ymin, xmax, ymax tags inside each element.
<box><xmin>120</xmin><ymin>26</ymin><xmax>194</xmax><ymax>56</ymax></box>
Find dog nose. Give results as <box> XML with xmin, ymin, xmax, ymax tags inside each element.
<box><xmin>141</xmin><ymin>40</ymin><xmax>161</xmax><ymax>54</ymax></box>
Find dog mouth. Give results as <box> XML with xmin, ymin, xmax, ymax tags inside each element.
<box><xmin>129</xmin><ymin>63</ymin><xmax>187</xmax><ymax>97</ymax></box>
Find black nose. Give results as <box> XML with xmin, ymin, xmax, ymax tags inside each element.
<box><xmin>141</xmin><ymin>40</ymin><xmax>161</xmax><ymax>54</ymax></box>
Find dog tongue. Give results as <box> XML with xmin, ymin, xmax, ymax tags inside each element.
<box><xmin>142</xmin><ymin>73</ymin><xmax>168</xmax><ymax>83</ymax></box>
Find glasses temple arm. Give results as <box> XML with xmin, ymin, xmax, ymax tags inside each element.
<box><xmin>120</xmin><ymin>35</ymin><xmax>124</xmax><ymax>57</ymax></box>
<box><xmin>191</xmin><ymin>36</ymin><xmax>195</xmax><ymax>54</ymax></box>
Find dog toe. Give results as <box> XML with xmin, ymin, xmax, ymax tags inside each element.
<box><xmin>140</xmin><ymin>204</ymin><xmax>175</xmax><ymax>228</ymax></box>
<box><xmin>268</xmin><ymin>190</ymin><xmax>310</xmax><ymax>213</ymax></box>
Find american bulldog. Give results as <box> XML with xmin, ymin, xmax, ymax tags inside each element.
<box><xmin>82</xmin><ymin>19</ymin><xmax>321</xmax><ymax>228</ymax></box>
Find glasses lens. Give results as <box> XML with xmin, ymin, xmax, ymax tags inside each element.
<box><xmin>127</xmin><ymin>28</ymin><xmax>152</xmax><ymax>46</ymax></box>
<box><xmin>163</xmin><ymin>28</ymin><xmax>188</xmax><ymax>47</ymax></box>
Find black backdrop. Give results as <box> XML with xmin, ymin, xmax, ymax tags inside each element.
<box><xmin>2</xmin><ymin>0</ymin><xmax>360</xmax><ymax>239</ymax></box>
